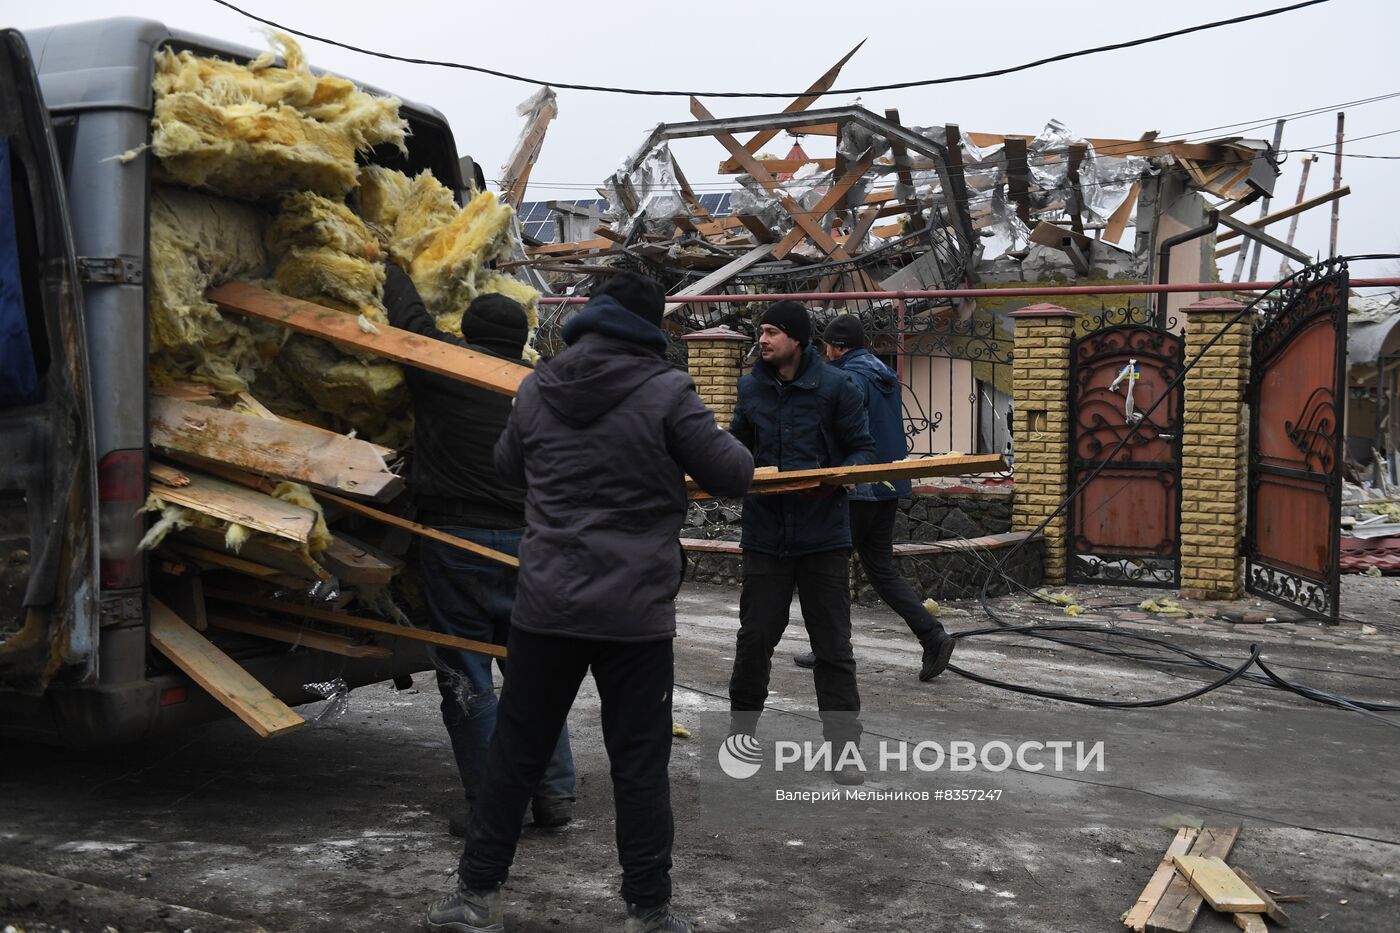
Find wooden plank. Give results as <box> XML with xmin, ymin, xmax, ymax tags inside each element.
<box><xmin>1231</xmin><ymin>867</ymin><xmax>1290</xmax><ymax>926</ymax></box>
<box><xmin>1146</xmin><ymin>825</ymin><xmax>1241</xmax><ymax>933</ymax></box>
<box><xmin>687</xmin><ymin>454</ymin><xmax>1008</xmax><ymax>500</ymax></box>
<box><xmin>208</xmin><ymin>283</ymin><xmax>529</xmax><ymax>399</ymax></box>
<box><xmin>151</xmin><ymin>382</ymin><xmax>217</xmax><ymax>405</ymax></box>
<box><xmin>691</xmin><ymin>97</ymin><xmax>851</xmax><ymax>261</ymax></box>
<box><xmin>152</xmin><ymin>469</ymin><xmax>317</xmax><ymax>546</ymax></box>
<box><xmin>1124</xmin><ymin>828</ymin><xmax>1200</xmax><ymax>932</ymax></box>
<box><xmin>313</xmin><ymin>490</ymin><xmax>518</xmax><ymax>569</ymax></box>
<box><xmin>1215</xmin><ymin>185</ymin><xmax>1350</xmax><ymax>241</ymax></box>
<box><xmin>204</xmin><ymin>588</ymin><xmax>507</xmax><ymax>659</ymax></box>
<box><xmin>771</xmin><ymin>147</ymin><xmax>880</xmax><ymax>259</ymax></box>
<box><xmin>736</xmin><ymin>213</ymin><xmax>775</xmax><ymax>243</ymax></box>
<box><xmin>236</xmin><ymin>393</ymin><xmax>396</xmax><ymax>462</ymax></box>
<box><xmin>151</xmin><ymin>397</ymin><xmax>401</xmax><ymax>501</ymax></box>
<box><xmin>1171</xmin><ymin>856</ymin><xmax>1266</xmax><ymax>913</ymax></box>
<box><xmin>1232</xmin><ymin>915</ymin><xmax>1267</xmax><ymax>933</ymax></box>
<box><xmin>942</xmin><ymin>125</ymin><xmax>977</xmax><ymax>249</ymax></box>
<box><xmin>317</xmin><ymin>533</ymin><xmax>400</xmax><ymax>586</ymax></box>
<box><xmin>149</xmin><ymin>462</ymin><xmax>191</xmax><ymax>488</ymax></box>
<box><xmin>526</xmin><ymin>236</ymin><xmax>615</xmax><ymax>256</ymax></box>
<box><xmin>717</xmin><ymin>41</ymin><xmax>864</xmax><ymax>173</ymax></box>
<box><xmin>663</xmin><ymin>243</ymin><xmax>778</xmax><ymax>317</ymax></box>
<box><xmin>165</xmin><ymin>540</ymin><xmax>307</xmax><ymax>585</ymax></box>
<box><xmin>174</xmin><ymin>525</ymin><xmax>328</xmax><ymax>582</ymax></box>
<box><xmin>720</xmin><ymin>157</ymin><xmax>834</xmax><ymax>175</ymax></box>
<box><xmin>148</xmin><ymin>598</ymin><xmax>305</xmax><ymax>738</ymax></box>
<box><xmin>1067</xmin><ymin>143</ymin><xmax>1088</xmax><ymax>235</ymax></box>
<box><xmin>207</xmin><ymin>613</ymin><xmax>392</xmax><ymax>659</ymax></box>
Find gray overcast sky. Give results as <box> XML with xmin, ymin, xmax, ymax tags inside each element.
<box><xmin>8</xmin><ymin>0</ymin><xmax>1399</xmax><ymax>280</ymax></box>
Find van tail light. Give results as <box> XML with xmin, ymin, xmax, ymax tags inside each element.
<box><xmin>98</xmin><ymin>448</ymin><xmax>145</xmax><ymax>589</ymax></box>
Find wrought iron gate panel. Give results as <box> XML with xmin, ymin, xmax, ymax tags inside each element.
<box><xmin>1246</xmin><ymin>259</ymin><xmax>1349</xmax><ymax>620</ymax></box>
<box><xmin>1069</xmin><ymin>320</ymin><xmax>1184</xmax><ymax>586</ymax></box>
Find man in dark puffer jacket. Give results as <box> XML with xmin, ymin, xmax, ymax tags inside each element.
<box><xmin>427</xmin><ymin>272</ymin><xmax>754</xmax><ymax>933</ymax></box>
<box><xmin>725</xmin><ymin>301</ymin><xmax>876</xmax><ymax>784</ymax></box>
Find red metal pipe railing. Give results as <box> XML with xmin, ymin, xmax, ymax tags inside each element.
<box><xmin>538</xmin><ymin>278</ymin><xmax>1400</xmax><ymax>305</ymax></box>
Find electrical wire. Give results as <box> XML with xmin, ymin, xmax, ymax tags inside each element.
<box><xmin>941</xmin><ymin>254</ymin><xmax>1400</xmax><ymax>721</ymax></box>
<box><xmin>208</xmin><ymin>0</ymin><xmax>1331</xmax><ymax>97</ymax></box>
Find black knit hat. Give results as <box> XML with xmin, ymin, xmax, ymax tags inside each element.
<box><xmin>597</xmin><ymin>270</ymin><xmax>665</xmax><ymax>329</ymax></box>
<box><xmin>822</xmin><ymin>314</ymin><xmax>867</xmax><ymax>349</ymax></box>
<box><xmin>461</xmin><ymin>293</ymin><xmax>529</xmax><ymax>355</ymax></box>
<box><xmin>759</xmin><ymin>300</ymin><xmax>812</xmax><ymax>345</ymax></box>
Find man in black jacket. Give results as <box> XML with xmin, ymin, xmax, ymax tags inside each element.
<box><xmin>383</xmin><ymin>265</ymin><xmax>575</xmax><ymax>838</ymax></box>
<box><xmin>427</xmin><ymin>272</ymin><xmax>754</xmax><ymax>933</ymax></box>
<box><xmin>726</xmin><ymin>301</ymin><xmax>876</xmax><ymax>783</ymax></box>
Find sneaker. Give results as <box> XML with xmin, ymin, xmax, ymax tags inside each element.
<box><xmin>425</xmin><ymin>883</ymin><xmax>504</xmax><ymax>932</ymax></box>
<box><xmin>624</xmin><ymin>901</ymin><xmax>692</xmax><ymax>933</ymax></box>
<box><xmin>919</xmin><ymin>634</ymin><xmax>955</xmax><ymax>682</ymax></box>
<box><xmin>792</xmin><ymin>651</ymin><xmax>816</xmax><ymax>669</ymax></box>
<box><xmin>531</xmin><ymin>796</ymin><xmax>574</xmax><ymax>828</ymax></box>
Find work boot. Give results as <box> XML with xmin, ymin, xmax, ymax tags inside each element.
<box><xmin>919</xmin><ymin>633</ymin><xmax>955</xmax><ymax>682</ymax></box>
<box><xmin>624</xmin><ymin>901</ymin><xmax>692</xmax><ymax>933</ymax></box>
<box><xmin>531</xmin><ymin>796</ymin><xmax>574</xmax><ymax>828</ymax></box>
<box><xmin>426</xmin><ymin>882</ymin><xmax>504</xmax><ymax>932</ymax></box>
<box><xmin>792</xmin><ymin>651</ymin><xmax>816</xmax><ymax>669</ymax></box>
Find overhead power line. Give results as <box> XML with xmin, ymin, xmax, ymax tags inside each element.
<box><xmin>208</xmin><ymin>0</ymin><xmax>1331</xmax><ymax>98</ymax></box>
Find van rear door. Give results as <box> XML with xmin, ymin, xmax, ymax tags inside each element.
<box><xmin>0</xmin><ymin>29</ymin><xmax>99</xmax><ymax>692</ymax></box>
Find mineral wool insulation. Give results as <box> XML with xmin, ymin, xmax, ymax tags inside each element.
<box><xmin>146</xmin><ymin>33</ymin><xmax>538</xmax><ymax>553</ymax></box>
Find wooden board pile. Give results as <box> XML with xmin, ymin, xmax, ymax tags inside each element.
<box><xmin>1124</xmin><ymin>826</ymin><xmax>1300</xmax><ymax>933</ymax></box>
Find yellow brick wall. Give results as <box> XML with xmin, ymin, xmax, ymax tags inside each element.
<box><xmin>1011</xmin><ymin>308</ymin><xmax>1077</xmax><ymax>585</ymax></box>
<box><xmin>685</xmin><ymin>338</ymin><xmax>748</xmax><ymax>428</ymax></box>
<box><xmin>1179</xmin><ymin>303</ymin><xmax>1249</xmax><ymax>600</ymax></box>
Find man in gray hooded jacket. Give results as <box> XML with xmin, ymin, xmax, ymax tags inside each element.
<box><xmin>427</xmin><ymin>271</ymin><xmax>754</xmax><ymax>933</ymax></box>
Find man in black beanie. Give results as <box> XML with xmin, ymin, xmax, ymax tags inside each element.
<box><xmin>726</xmin><ymin>300</ymin><xmax>876</xmax><ymax>784</ymax></box>
<box><xmin>428</xmin><ymin>270</ymin><xmax>754</xmax><ymax>933</ymax></box>
<box><xmin>383</xmin><ymin>264</ymin><xmax>577</xmax><ymax>840</ymax></box>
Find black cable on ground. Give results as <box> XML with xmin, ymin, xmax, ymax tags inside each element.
<box><xmin>949</xmin><ymin>254</ymin><xmax>1400</xmax><ymax>720</ymax></box>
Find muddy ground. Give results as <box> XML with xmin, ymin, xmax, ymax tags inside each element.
<box><xmin>2</xmin><ymin>577</ymin><xmax>1398</xmax><ymax>933</ymax></box>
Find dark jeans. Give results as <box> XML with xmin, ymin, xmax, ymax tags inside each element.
<box><xmin>461</xmin><ymin>627</ymin><xmax>676</xmax><ymax>908</ymax></box>
<box><xmin>420</xmin><ymin>526</ymin><xmax>574</xmax><ymax>805</ymax></box>
<box><xmin>850</xmin><ymin>499</ymin><xmax>947</xmax><ymax>646</ymax></box>
<box><xmin>729</xmin><ymin>548</ymin><xmax>861</xmax><ymax>744</ymax></box>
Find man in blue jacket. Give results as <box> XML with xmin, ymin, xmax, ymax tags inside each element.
<box><xmin>726</xmin><ymin>301</ymin><xmax>876</xmax><ymax>782</ymax></box>
<box><xmin>794</xmin><ymin>314</ymin><xmax>956</xmax><ymax>681</ymax></box>
<box><xmin>427</xmin><ymin>272</ymin><xmax>754</xmax><ymax>933</ymax></box>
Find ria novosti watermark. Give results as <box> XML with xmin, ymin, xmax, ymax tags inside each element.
<box><xmin>718</xmin><ymin>733</ymin><xmax>1104</xmax><ymax>781</ymax></box>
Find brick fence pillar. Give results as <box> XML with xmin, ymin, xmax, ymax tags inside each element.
<box><xmin>680</xmin><ymin>326</ymin><xmax>750</xmax><ymax>428</ymax></box>
<box><xmin>1009</xmin><ymin>303</ymin><xmax>1079</xmax><ymax>585</ymax></box>
<box><xmin>1179</xmin><ymin>297</ymin><xmax>1249</xmax><ymax>600</ymax></box>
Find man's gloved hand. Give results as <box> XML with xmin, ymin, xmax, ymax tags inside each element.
<box><xmin>797</xmin><ymin>483</ymin><xmax>837</xmax><ymax>500</ymax></box>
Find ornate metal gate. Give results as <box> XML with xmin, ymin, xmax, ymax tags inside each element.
<box><xmin>1245</xmin><ymin>259</ymin><xmax>1349</xmax><ymax>620</ymax></box>
<box><xmin>1068</xmin><ymin>310</ymin><xmax>1184</xmax><ymax>585</ymax></box>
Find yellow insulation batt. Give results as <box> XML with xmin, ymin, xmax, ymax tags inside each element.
<box><xmin>151</xmin><ymin>33</ymin><xmax>406</xmax><ymax>200</ymax></box>
<box><xmin>148</xmin><ymin>186</ymin><xmax>283</xmax><ymax>392</ymax></box>
<box><xmin>357</xmin><ymin>166</ymin><xmax>538</xmax><ymax>342</ymax></box>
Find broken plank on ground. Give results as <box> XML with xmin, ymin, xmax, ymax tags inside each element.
<box><xmin>1172</xmin><ymin>855</ymin><xmax>1267</xmax><ymax>913</ymax></box>
<box><xmin>1124</xmin><ymin>827</ymin><xmax>1200</xmax><ymax>931</ymax></box>
<box><xmin>148</xmin><ymin>599</ymin><xmax>305</xmax><ymax>738</ymax></box>
<box><xmin>151</xmin><ymin>397</ymin><xmax>401</xmax><ymax>500</ymax></box>
<box><xmin>204</xmin><ymin>588</ymin><xmax>506</xmax><ymax>659</ymax></box>
<box><xmin>208</xmin><ymin>282</ymin><xmax>528</xmax><ymax>398</ymax></box>
<box><xmin>151</xmin><ymin>468</ymin><xmax>317</xmax><ymax>546</ymax></box>
<box><xmin>1146</xmin><ymin>826</ymin><xmax>1241</xmax><ymax>933</ymax></box>
<box><xmin>1231</xmin><ymin>867</ymin><xmax>1290</xmax><ymax>926</ymax></box>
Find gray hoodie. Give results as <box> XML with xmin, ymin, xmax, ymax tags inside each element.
<box><xmin>495</xmin><ymin>297</ymin><xmax>754</xmax><ymax>640</ymax></box>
